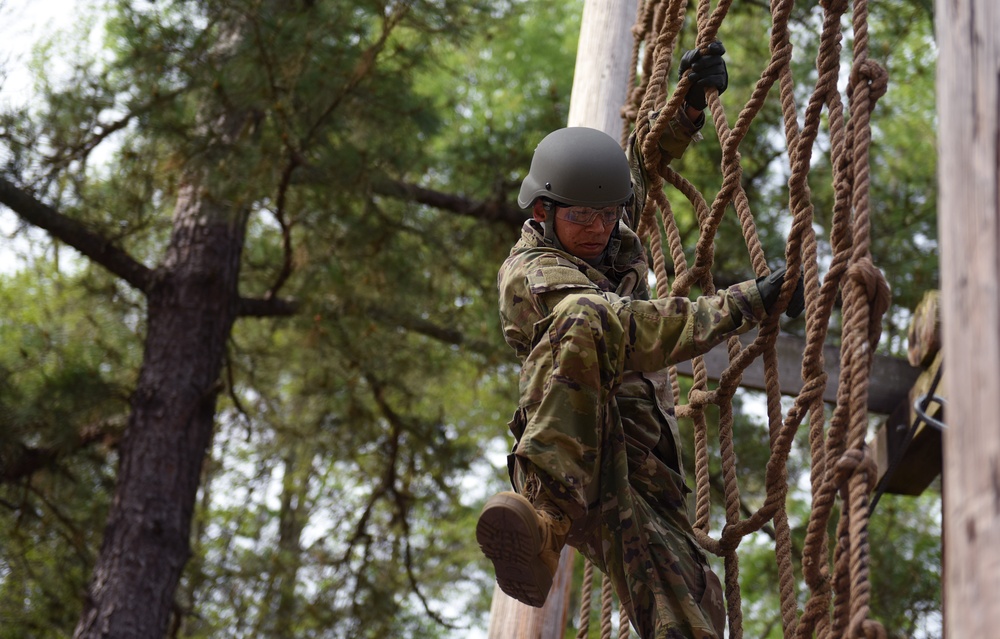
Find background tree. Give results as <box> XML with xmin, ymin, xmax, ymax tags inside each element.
<box><xmin>0</xmin><ymin>0</ymin><xmax>527</xmax><ymax>635</ymax></box>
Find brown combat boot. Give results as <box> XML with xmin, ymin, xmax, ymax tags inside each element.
<box><xmin>475</xmin><ymin>489</ymin><xmax>570</xmax><ymax>607</ymax></box>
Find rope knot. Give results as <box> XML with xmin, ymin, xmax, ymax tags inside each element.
<box><xmin>718</xmin><ymin>523</ymin><xmax>741</xmax><ymax>555</ymax></box>
<box><xmin>834</xmin><ymin>448</ymin><xmax>864</xmax><ymax>480</ymax></box>
<box><xmin>686</xmin><ymin>388</ymin><xmax>714</xmax><ymax>410</ymax></box>
<box><xmin>847</xmin><ymin>257</ymin><xmax>891</xmax><ymax>321</ymax></box>
<box><xmin>851</xmin><ymin>59</ymin><xmax>888</xmax><ymax>103</ymax></box>
<box><xmin>853</xmin><ymin>618</ymin><xmax>888</xmax><ymax>639</ymax></box>
<box><xmin>834</xmin><ymin>446</ymin><xmax>879</xmax><ymax>493</ymax></box>
<box><xmin>819</xmin><ymin>0</ymin><xmax>848</xmax><ymax>12</ymax></box>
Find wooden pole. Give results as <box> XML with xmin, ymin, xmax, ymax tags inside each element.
<box><xmin>486</xmin><ymin>0</ymin><xmax>638</xmax><ymax>636</ymax></box>
<box><xmin>935</xmin><ymin>0</ymin><xmax>1000</xmax><ymax>636</ymax></box>
<box><xmin>485</xmin><ymin>546</ymin><xmax>575</xmax><ymax>639</ymax></box>
<box><xmin>566</xmin><ymin>0</ymin><xmax>639</xmax><ymax>135</ymax></box>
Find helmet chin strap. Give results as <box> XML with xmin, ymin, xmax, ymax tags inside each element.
<box><xmin>541</xmin><ymin>201</ymin><xmax>566</xmax><ymax>252</ymax></box>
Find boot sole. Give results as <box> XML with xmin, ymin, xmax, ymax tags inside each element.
<box><xmin>476</xmin><ymin>492</ymin><xmax>553</xmax><ymax>608</ymax></box>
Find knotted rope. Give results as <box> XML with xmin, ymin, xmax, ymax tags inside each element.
<box><xmin>584</xmin><ymin>0</ymin><xmax>891</xmax><ymax>636</ymax></box>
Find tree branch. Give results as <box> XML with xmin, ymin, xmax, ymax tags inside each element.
<box><xmin>371</xmin><ymin>176</ymin><xmax>525</xmax><ymax>229</ymax></box>
<box><xmin>1</xmin><ymin>417</ymin><xmax>124</xmax><ymax>484</ymax></box>
<box><xmin>264</xmin><ymin>156</ymin><xmax>300</xmax><ymax>301</ymax></box>
<box><xmin>237</xmin><ymin>295</ymin><xmax>300</xmax><ymax>317</ymax></box>
<box><xmin>0</xmin><ymin>176</ymin><xmax>155</xmax><ymax>291</ymax></box>
<box><xmin>379</xmin><ymin>308</ymin><xmax>496</xmax><ymax>354</ymax></box>
<box><xmin>304</xmin><ymin>3</ymin><xmax>409</xmax><ymax>145</ymax></box>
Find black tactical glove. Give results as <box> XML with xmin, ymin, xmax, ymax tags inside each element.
<box><xmin>756</xmin><ymin>266</ymin><xmax>805</xmax><ymax>319</ymax></box>
<box><xmin>678</xmin><ymin>40</ymin><xmax>729</xmax><ymax>111</ymax></box>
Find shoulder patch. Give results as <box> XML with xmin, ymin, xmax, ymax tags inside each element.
<box><xmin>526</xmin><ymin>255</ymin><xmax>598</xmax><ymax>295</ymax></box>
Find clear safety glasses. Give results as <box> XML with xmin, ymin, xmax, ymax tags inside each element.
<box><xmin>555</xmin><ymin>204</ymin><xmax>624</xmax><ymax>227</ymax></box>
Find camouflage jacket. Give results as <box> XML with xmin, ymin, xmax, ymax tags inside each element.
<box><xmin>498</xmin><ymin>110</ymin><xmax>766</xmax><ymax>480</ymax></box>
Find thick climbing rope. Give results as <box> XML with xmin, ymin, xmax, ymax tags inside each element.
<box><xmin>580</xmin><ymin>0</ymin><xmax>891</xmax><ymax>636</ymax></box>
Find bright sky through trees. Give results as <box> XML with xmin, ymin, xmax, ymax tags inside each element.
<box><xmin>1</xmin><ymin>1</ymin><xmax>84</xmax><ymax>108</ymax></box>
<box><xmin>1</xmin><ymin>1</ymin><xmax>91</xmax><ymax>273</ymax></box>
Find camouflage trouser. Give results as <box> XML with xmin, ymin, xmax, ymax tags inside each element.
<box><xmin>510</xmin><ymin>293</ymin><xmax>726</xmax><ymax>639</ymax></box>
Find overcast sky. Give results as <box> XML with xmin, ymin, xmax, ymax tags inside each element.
<box><xmin>0</xmin><ymin>1</ymin><xmax>94</xmax><ymax>272</ymax></box>
<box><xmin>1</xmin><ymin>0</ymin><xmax>86</xmax><ymax>109</ymax></box>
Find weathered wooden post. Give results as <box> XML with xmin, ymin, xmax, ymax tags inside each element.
<box><xmin>935</xmin><ymin>0</ymin><xmax>1000</xmax><ymax>636</ymax></box>
<box><xmin>566</xmin><ymin>0</ymin><xmax>638</xmax><ymax>134</ymax></box>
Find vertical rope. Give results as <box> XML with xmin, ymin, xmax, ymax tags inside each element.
<box><xmin>619</xmin><ymin>605</ymin><xmax>632</xmax><ymax>638</ymax></box>
<box><xmin>576</xmin><ymin>559</ymin><xmax>595</xmax><ymax>639</ymax></box>
<box><xmin>578</xmin><ymin>0</ymin><xmax>891</xmax><ymax>635</ymax></box>
<box><xmin>601</xmin><ymin>571</ymin><xmax>614</xmax><ymax>639</ymax></box>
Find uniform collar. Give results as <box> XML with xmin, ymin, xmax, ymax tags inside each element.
<box><xmin>521</xmin><ymin>219</ymin><xmax>632</xmax><ymax>274</ymax></box>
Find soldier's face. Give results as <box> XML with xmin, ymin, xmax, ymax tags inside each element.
<box><xmin>552</xmin><ymin>206</ymin><xmax>618</xmax><ymax>260</ymax></box>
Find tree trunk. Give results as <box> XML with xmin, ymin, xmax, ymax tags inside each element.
<box><xmin>74</xmin><ymin>172</ymin><xmax>249</xmax><ymax>638</ymax></box>
<box><xmin>267</xmin><ymin>449</ymin><xmax>308</xmax><ymax>636</ymax></box>
<box><xmin>936</xmin><ymin>0</ymin><xmax>1000</xmax><ymax>636</ymax></box>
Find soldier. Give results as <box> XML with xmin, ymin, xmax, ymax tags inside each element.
<box><xmin>476</xmin><ymin>42</ymin><xmax>804</xmax><ymax>638</ymax></box>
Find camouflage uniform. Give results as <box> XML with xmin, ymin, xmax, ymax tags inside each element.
<box><xmin>497</xmin><ymin>111</ymin><xmax>767</xmax><ymax>639</ymax></box>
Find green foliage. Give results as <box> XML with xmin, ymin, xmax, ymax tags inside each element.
<box><xmin>418</xmin><ymin>0</ymin><xmax>582</xmax><ymax>202</ymax></box>
<box><xmin>0</xmin><ymin>264</ymin><xmax>131</xmax><ymax>637</ymax></box>
<box><xmin>2</xmin><ymin>0</ymin><xmax>528</xmax><ymax>635</ymax></box>
<box><xmin>866</xmin><ymin>0</ymin><xmax>939</xmax><ymax>347</ymax></box>
<box><xmin>869</xmin><ymin>491</ymin><xmax>942</xmax><ymax>638</ymax></box>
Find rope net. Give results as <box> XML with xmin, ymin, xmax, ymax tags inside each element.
<box><xmin>579</xmin><ymin>0</ymin><xmax>891</xmax><ymax>636</ymax></box>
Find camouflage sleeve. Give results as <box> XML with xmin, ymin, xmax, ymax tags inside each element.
<box><xmin>626</xmin><ymin>108</ymin><xmax>705</xmax><ymax>217</ymax></box>
<box><xmin>652</xmin><ymin>108</ymin><xmax>705</xmax><ymax>161</ymax></box>
<box><xmin>498</xmin><ymin>250</ymin><xmax>603</xmax><ymax>358</ymax></box>
<box><xmin>502</xmin><ymin>250</ymin><xmax>765</xmax><ymax>372</ymax></box>
<box><xmin>615</xmin><ymin>279</ymin><xmax>765</xmax><ymax>370</ymax></box>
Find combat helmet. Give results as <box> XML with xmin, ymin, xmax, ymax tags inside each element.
<box><xmin>517</xmin><ymin>127</ymin><xmax>633</xmax><ymax>259</ymax></box>
<box><xmin>517</xmin><ymin>127</ymin><xmax>633</xmax><ymax>209</ymax></box>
